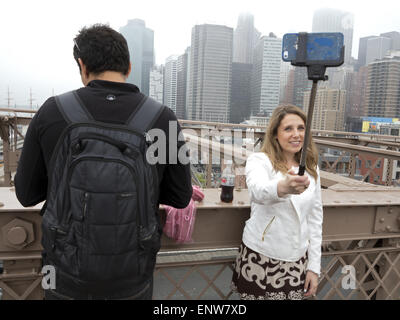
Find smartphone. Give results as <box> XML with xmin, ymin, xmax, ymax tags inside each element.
<box><xmin>282</xmin><ymin>33</ymin><xmax>344</xmax><ymax>66</ymax></box>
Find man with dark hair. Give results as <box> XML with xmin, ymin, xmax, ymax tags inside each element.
<box><xmin>14</xmin><ymin>24</ymin><xmax>192</xmax><ymax>300</ymax></box>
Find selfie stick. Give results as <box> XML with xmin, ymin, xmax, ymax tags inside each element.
<box><xmin>289</xmin><ymin>33</ymin><xmax>345</xmax><ymax>176</ymax></box>
<box><xmin>299</xmin><ymin>80</ymin><xmax>318</xmax><ymax>176</ymax></box>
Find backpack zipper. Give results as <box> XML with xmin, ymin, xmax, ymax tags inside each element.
<box><xmin>82</xmin><ymin>192</ymin><xmax>89</xmax><ymax>219</ymax></box>
<box><xmin>68</xmin><ymin>156</ymin><xmax>140</xmax><ymax>224</ymax></box>
<box><xmin>49</xmin><ymin>226</ymin><xmax>67</xmax><ymax>251</ymax></box>
<box><xmin>47</xmin><ymin>122</ymin><xmax>146</xmax><ymax>199</ymax></box>
<box><xmin>118</xmin><ymin>193</ymin><xmax>136</xmax><ymax>199</ymax></box>
<box><xmin>49</xmin><ymin>226</ymin><xmax>67</xmax><ymax>235</ymax></box>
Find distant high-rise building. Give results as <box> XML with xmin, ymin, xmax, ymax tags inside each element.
<box><xmin>364</xmin><ymin>56</ymin><xmax>400</xmax><ymax>118</ymax></box>
<box><xmin>304</xmin><ymin>87</ymin><xmax>346</xmax><ymax>131</ymax></box>
<box><xmin>120</xmin><ymin>19</ymin><xmax>154</xmax><ymax>95</ymax></box>
<box><xmin>230</xmin><ymin>62</ymin><xmax>252</xmax><ymax>123</ymax></box>
<box><xmin>187</xmin><ymin>24</ymin><xmax>233</xmax><ymax>122</ymax></box>
<box><xmin>312</xmin><ymin>8</ymin><xmax>354</xmax><ymax>65</ymax></box>
<box><xmin>357</xmin><ymin>36</ymin><xmax>377</xmax><ymax>69</ymax></box>
<box><xmin>250</xmin><ymin>34</ymin><xmax>282</xmax><ymax>116</ymax></box>
<box><xmin>345</xmin><ymin>66</ymin><xmax>368</xmax><ymax>130</ymax></box>
<box><xmin>326</xmin><ymin>66</ymin><xmax>353</xmax><ymax>90</ymax></box>
<box><xmin>149</xmin><ymin>66</ymin><xmax>163</xmax><ymax>103</ymax></box>
<box><xmin>280</xmin><ymin>61</ymin><xmax>293</xmax><ymax>104</ymax></box>
<box><xmin>292</xmin><ymin>67</ymin><xmax>312</xmax><ymax>110</ymax></box>
<box><xmin>163</xmin><ymin>55</ymin><xmax>178</xmax><ymax>113</ymax></box>
<box><xmin>282</xmin><ymin>68</ymin><xmax>295</xmax><ymax>105</ymax></box>
<box><xmin>176</xmin><ymin>48</ymin><xmax>190</xmax><ymax>119</ymax></box>
<box><xmin>233</xmin><ymin>13</ymin><xmax>260</xmax><ymax>64</ymax></box>
<box><xmin>365</xmin><ymin>37</ymin><xmax>392</xmax><ymax>65</ymax></box>
<box><xmin>380</xmin><ymin>31</ymin><xmax>400</xmax><ymax>51</ymax></box>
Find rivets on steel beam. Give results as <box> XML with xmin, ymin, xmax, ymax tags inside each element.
<box><xmin>386</xmin><ymin>226</ymin><xmax>392</xmax><ymax>232</ymax></box>
<box><xmin>380</xmin><ymin>218</ymin><xmax>385</xmax><ymax>223</ymax></box>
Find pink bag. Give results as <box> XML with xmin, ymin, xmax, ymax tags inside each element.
<box><xmin>163</xmin><ymin>186</ymin><xmax>204</xmax><ymax>243</ymax></box>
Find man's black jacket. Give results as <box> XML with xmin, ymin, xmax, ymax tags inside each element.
<box><xmin>14</xmin><ymin>80</ymin><xmax>192</xmax><ymax>210</ymax></box>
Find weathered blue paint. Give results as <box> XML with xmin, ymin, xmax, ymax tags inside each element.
<box><xmin>282</xmin><ymin>33</ymin><xmax>344</xmax><ymax>62</ymax></box>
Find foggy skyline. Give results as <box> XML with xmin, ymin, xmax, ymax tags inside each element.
<box><xmin>1</xmin><ymin>0</ymin><xmax>399</xmax><ymax>107</ymax></box>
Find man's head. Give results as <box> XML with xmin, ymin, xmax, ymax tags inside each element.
<box><xmin>73</xmin><ymin>24</ymin><xmax>131</xmax><ymax>84</ymax></box>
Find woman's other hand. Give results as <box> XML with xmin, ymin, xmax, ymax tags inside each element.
<box><xmin>304</xmin><ymin>270</ymin><xmax>319</xmax><ymax>298</ymax></box>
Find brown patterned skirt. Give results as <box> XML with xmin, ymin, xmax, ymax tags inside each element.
<box><xmin>231</xmin><ymin>242</ymin><xmax>307</xmax><ymax>300</ymax></box>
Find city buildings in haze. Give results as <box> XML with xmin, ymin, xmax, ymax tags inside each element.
<box><xmin>250</xmin><ymin>33</ymin><xmax>282</xmax><ymax>117</ymax></box>
<box><xmin>120</xmin><ymin>19</ymin><xmax>154</xmax><ymax>96</ymax></box>
<box><xmin>176</xmin><ymin>48</ymin><xmax>190</xmax><ymax>120</ymax></box>
<box><xmin>312</xmin><ymin>8</ymin><xmax>354</xmax><ymax>65</ymax></box>
<box><xmin>230</xmin><ymin>62</ymin><xmax>252</xmax><ymax>123</ymax></box>
<box><xmin>365</xmin><ymin>36</ymin><xmax>392</xmax><ymax>65</ymax></box>
<box><xmin>364</xmin><ymin>55</ymin><xmax>400</xmax><ymax>118</ymax></box>
<box><xmin>163</xmin><ymin>55</ymin><xmax>179</xmax><ymax>113</ymax></box>
<box><xmin>233</xmin><ymin>13</ymin><xmax>261</xmax><ymax>64</ymax></box>
<box><xmin>304</xmin><ymin>87</ymin><xmax>346</xmax><ymax>131</ymax></box>
<box><xmin>187</xmin><ymin>24</ymin><xmax>233</xmax><ymax>122</ymax></box>
<box><xmin>149</xmin><ymin>65</ymin><xmax>163</xmax><ymax>103</ymax></box>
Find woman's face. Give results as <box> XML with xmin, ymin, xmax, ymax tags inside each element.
<box><xmin>276</xmin><ymin>113</ymin><xmax>305</xmax><ymax>162</ymax></box>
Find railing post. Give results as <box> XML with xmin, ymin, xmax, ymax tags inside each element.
<box><xmin>347</xmin><ymin>152</ymin><xmax>356</xmax><ymax>178</ymax></box>
<box><xmin>384</xmin><ymin>147</ymin><xmax>394</xmax><ymax>186</ymax></box>
<box><xmin>0</xmin><ymin>120</ymin><xmax>11</xmax><ymax>187</ymax></box>
<box><xmin>206</xmin><ymin>135</ymin><xmax>212</xmax><ymax>188</ymax></box>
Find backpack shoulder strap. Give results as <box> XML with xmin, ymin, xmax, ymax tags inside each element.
<box><xmin>126</xmin><ymin>96</ymin><xmax>165</xmax><ymax>133</ymax></box>
<box><xmin>55</xmin><ymin>90</ymin><xmax>94</xmax><ymax>124</ymax></box>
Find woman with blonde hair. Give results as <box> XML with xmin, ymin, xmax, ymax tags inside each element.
<box><xmin>231</xmin><ymin>104</ymin><xmax>323</xmax><ymax>300</ymax></box>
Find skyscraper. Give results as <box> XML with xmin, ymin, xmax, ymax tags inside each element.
<box><xmin>282</xmin><ymin>68</ymin><xmax>295</xmax><ymax>105</ymax></box>
<box><xmin>250</xmin><ymin>34</ymin><xmax>282</xmax><ymax>116</ymax></box>
<box><xmin>230</xmin><ymin>63</ymin><xmax>252</xmax><ymax>123</ymax></box>
<box><xmin>176</xmin><ymin>48</ymin><xmax>190</xmax><ymax>120</ymax></box>
<box><xmin>233</xmin><ymin>13</ymin><xmax>260</xmax><ymax>64</ymax></box>
<box><xmin>280</xmin><ymin>61</ymin><xmax>293</xmax><ymax>104</ymax></box>
<box><xmin>345</xmin><ymin>66</ymin><xmax>368</xmax><ymax>130</ymax></box>
<box><xmin>380</xmin><ymin>31</ymin><xmax>400</xmax><ymax>51</ymax></box>
<box><xmin>292</xmin><ymin>67</ymin><xmax>312</xmax><ymax>110</ymax></box>
<box><xmin>149</xmin><ymin>66</ymin><xmax>163</xmax><ymax>104</ymax></box>
<box><xmin>364</xmin><ymin>56</ymin><xmax>400</xmax><ymax>118</ymax></box>
<box><xmin>365</xmin><ymin>37</ymin><xmax>392</xmax><ymax>65</ymax></box>
<box><xmin>358</xmin><ymin>36</ymin><xmax>377</xmax><ymax>69</ymax></box>
<box><xmin>163</xmin><ymin>55</ymin><xmax>178</xmax><ymax>112</ymax></box>
<box><xmin>120</xmin><ymin>19</ymin><xmax>154</xmax><ymax>95</ymax></box>
<box><xmin>304</xmin><ymin>87</ymin><xmax>346</xmax><ymax>131</ymax></box>
<box><xmin>187</xmin><ymin>24</ymin><xmax>233</xmax><ymax>122</ymax></box>
<box><xmin>312</xmin><ymin>8</ymin><xmax>354</xmax><ymax>65</ymax></box>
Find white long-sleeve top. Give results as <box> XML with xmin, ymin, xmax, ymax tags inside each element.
<box><xmin>242</xmin><ymin>152</ymin><xmax>323</xmax><ymax>275</ymax></box>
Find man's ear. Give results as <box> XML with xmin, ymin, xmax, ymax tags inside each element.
<box><xmin>126</xmin><ymin>62</ymin><xmax>132</xmax><ymax>78</ymax></box>
<box><xmin>78</xmin><ymin>58</ymin><xmax>89</xmax><ymax>78</ymax></box>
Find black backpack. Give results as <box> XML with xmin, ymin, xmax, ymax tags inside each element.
<box><xmin>41</xmin><ymin>90</ymin><xmax>164</xmax><ymax>292</ymax></box>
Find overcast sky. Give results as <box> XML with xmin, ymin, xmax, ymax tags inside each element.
<box><xmin>1</xmin><ymin>0</ymin><xmax>399</xmax><ymax>107</ymax></box>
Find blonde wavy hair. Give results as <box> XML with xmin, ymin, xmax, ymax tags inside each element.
<box><xmin>260</xmin><ymin>104</ymin><xmax>319</xmax><ymax>180</ymax></box>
